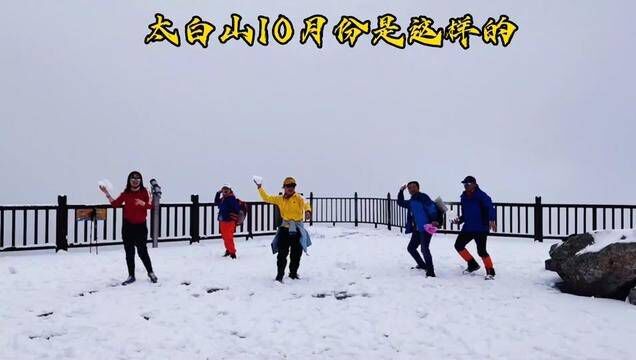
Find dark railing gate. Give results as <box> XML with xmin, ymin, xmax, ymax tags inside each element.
<box><xmin>1</xmin><ymin>194</ymin><xmax>635</xmax><ymax>252</ymax></box>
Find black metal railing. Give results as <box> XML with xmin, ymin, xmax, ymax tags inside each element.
<box><xmin>1</xmin><ymin>194</ymin><xmax>635</xmax><ymax>252</ymax></box>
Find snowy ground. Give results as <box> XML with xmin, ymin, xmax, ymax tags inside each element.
<box><xmin>1</xmin><ymin>225</ymin><xmax>635</xmax><ymax>360</ymax></box>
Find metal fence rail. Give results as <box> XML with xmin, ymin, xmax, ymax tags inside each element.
<box><xmin>1</xmin><ymin>194</ymin><xmax>635</xmax><ymax>252</ymax></box>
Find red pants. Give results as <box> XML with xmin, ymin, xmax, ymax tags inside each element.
<box><xmin>220</xmin><ymin>221</ymin><xmax>237</xmax><ymax>255</ymax></box>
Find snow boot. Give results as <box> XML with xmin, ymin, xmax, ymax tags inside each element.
<box><xmin>484</xmin><ymin>268</ymin><xmax>496</xmax><ymax>280</ymax></box>
<box><xmin>463</xmin><ymin>259</ymin><xmax>481</xmax><ymax>274</ymax></box>
<box><xmin>121</xmin><ymin>276</ymin><xmax>136</xmax><ymax>286</ymax></box>
<box><xmin>148</xmin><ymin>272</ymin><xmax>158</xmax><ymax>283</ymax></box>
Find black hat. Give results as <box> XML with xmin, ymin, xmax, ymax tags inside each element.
<box><xmin>461</xmin><ymin>175</ymin><xmax>476</xmax><ymax>184</ymax></box>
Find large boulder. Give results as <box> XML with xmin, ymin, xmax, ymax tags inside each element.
<box><xmin>546</xmin><ymin>231</ymin><xmax>636</xmax><ymax>300</ymax></box>
<box><xmin>629</xmin><ymin>287</ymin><xmax>636</xmax><ymax>305</ymax></box>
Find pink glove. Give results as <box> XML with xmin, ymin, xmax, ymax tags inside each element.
<box><xmin>424</xmin><ymin>223</ymin><xmax>438</xmax><ymax>235</ymax></box>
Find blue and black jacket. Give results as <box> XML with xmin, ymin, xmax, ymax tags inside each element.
<box><xmin>397</xmin><ymin>190</ymin><xmax>438</xmax><ymax>234</ymax></box>
<box><xmin>214</xmin><ymin>191</ymin><xmax>241</xmax><ymax>222</ymax></box>
<box><xmin>458</xmin><ymin>187</ymin><xmax>496</xmax><ymax>233</ymax></box>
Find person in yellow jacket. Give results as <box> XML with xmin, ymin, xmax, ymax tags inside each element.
<box><xmin>255</xmin><ymin>176</ymin><xmax>312</xmax><ymax>282</ymax></box>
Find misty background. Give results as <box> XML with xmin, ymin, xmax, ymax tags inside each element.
<box><xmin>1</xmin><ymin>1</ymin><xmax>634</xmax><ymax>205</ymax></box>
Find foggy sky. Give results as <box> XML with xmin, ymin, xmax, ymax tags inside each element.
<box><xmin>1</xmin><ymin>1</ymin><xmax>635</xmax><ymax>205</ymax></box>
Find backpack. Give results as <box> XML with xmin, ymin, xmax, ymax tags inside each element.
<box><xmin>433</xmin><ymin>196</ymin><xmax>447</xmax><ymax>225</ymax></box>
<box><xmin>230</xmin><ymin>199</ymin><xmax>249</xmax><ymax>226</ymax></box>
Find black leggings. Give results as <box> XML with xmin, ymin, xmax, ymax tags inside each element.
<box><xmin>454</xmin><ymin>232</ymin><xmax>490</xmax><ymax>257</ymax></box>
<box><xmin>122</xmin><ymin>221</ymin><xmax>154</xmax><ymax>277</ymax></box>
<box><xmin>276</xmin><ymin>227</ymin><xmax>303</xmax><ymax>277</ymax></box>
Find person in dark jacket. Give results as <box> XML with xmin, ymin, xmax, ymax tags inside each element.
<box><xmin>214</xmin><ymin>184</ymin><xmax>241</xmax><ymax>259</ymax></box>
<box><xmin>451</xmin><ymin>176</ymin><xmax>497</xmax><ymax>279</ymax></box>
<box><xmin>99</xmin><ymin>171</ymin><xmax>158</xmax><ymax>286</ymax></box>
<box><xmin>397</xmin><ymin>181</ymin><xmax>439</xmax><ymax>277</ymax></box>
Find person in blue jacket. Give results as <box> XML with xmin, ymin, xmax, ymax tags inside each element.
<box><xmin>397</xmin><ymin>181</ymin><xmax>439</xmax><ymax>277</ymax></box>
<box><xmin>214</xmin><ymin>184</ymin><xmax>241</xmax><ymax>259</ymax></box>
<box><xmin>451</xmin><ymin>176</ymin><xmax>497</xmax><ymax>279</ymax></box>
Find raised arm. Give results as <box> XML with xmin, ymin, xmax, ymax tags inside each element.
<box><xmin>258</xmin><ymin>187</ymin><xmax>281</xmax><ymax>206</ymax></box>
<box><xmin>397</xmin><ymin>188</ymin><xmax>409</xmax><ymax>209</ymax></box>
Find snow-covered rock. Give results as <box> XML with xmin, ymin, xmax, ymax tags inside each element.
<box><xmin>546</xmin><ymin>230</ymin><xmax>636</xmax><ymax>300</ymax></box>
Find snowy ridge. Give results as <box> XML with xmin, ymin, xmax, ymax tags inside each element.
<box><xmin>1</xmin><ymin>226</ymin><xmax>635</xmax><ymax>359</ymax></box>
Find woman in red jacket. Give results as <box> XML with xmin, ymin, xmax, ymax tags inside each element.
<box><xmin>99</xmin><ymin>171</ymin><xmax>158</xmax><ymax>285</ymax></box>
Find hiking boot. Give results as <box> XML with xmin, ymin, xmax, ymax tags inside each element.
<box><xmin>411</xmin><ymin>265</ymin><xmax>425</xmax><ymax>270</ymax></box>
<box><xmin>426</xmin><ymin>271</ymin><xmax>436</xmax><ymax>278</ymax></box>
<box><xmin>121</xmin><ymin>276</ymin><xmax>136</xmax><ymax>286</ymax></box>
<box><xmin>463</xmin><ymin>260</ymin><xmax>481</xmax><ymax>274</ymax></box>
<box><xmin>148</xmin><ymin>272</ymin><xmax>158</xmax><ymax>283</ymax></box>
<box><xmin>486</xmin><ymin>268</ymin><xmax>496</xmax><ymax>277</ymax></box>
<box><xmin>230</xmin><ymin>253</ymin><xmax>237</xmax><ymax>259</ymax></box>
<box><xmin>223</xmin><ymin>250</ymin><xmax>230</xmax><ymax>257</ymax></box>
<box><xmin>484</xmin><ymin>274</ymin><xmax>495</xmax><ymax>280</ymax></box>
<box><xmin>275</xmin><ymin>274</ymin><xmax>284</xmax><ymax>283</ymax></box>
<box><xmin>289</xmin><ymin>273</ymin><xmax>300</xmax><ymax>280</ymax></box>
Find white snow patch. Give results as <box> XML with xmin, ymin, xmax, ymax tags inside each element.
<box><xmin>577</xmin><ymin>229</ymin><xmax>636</xmax><ymax>254</ymax></box>
<box><xmin>97</xmin><ymin>179</ymin><xmax>113</xmax><ymax>192</ymax></box>
<box><xmin>1</xmin><ymin>225</ymin><xmax>635</xmax><ymax>359</ymax></box>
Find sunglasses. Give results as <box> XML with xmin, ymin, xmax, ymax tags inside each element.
<box><xmin>283</xmin><ymin>184</ymin><xmax>296</xmax><ymax>188</ymax></box>
<box><xmin>463</xmin><ymin>182</ymin><xmax>473</xmax><ymax>187</ymax></box>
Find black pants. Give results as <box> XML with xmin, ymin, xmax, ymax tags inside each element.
<box><xmin>122</xmin><ymin>221</ymin><xmax>154</xmax><ymax>277</ymax></box>
<box><xmin>454</xmin><ymin>232</ymin><xmax>489</xmax><ymax>257</ymax></box>
<box><xmin>276</xmin><ymin>227</ymin><xmax>302</xmax><ymax>277</ymax></box>
<box><xmin>407</xmin><ymin>231</ymin><xmax>434</xmax><ymax>272</ymax></box>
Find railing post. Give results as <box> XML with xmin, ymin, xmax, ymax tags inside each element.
<box><xmin>309</xmin><ymin>192</ymin><xmax>314</xmax><ymax>226</ymax></box>
<box><xmin>246</xmin><ymin>202</ymin><xmax>254</xmax><ymax>240</ymax></box>
<box><xmin>592</xmin><ymin>206</ymin><xmax>598</xmax><ymax>231</ymax></box>
<box><xmin>190</xmin><ymin>194</ymin><xmax>200</xmax><ymax>244</ymax></box>
<box><xmin>387</xmin><ymin>192</ymin><xmax>392</xmax><ymax>231</ymax></box>
<box><xmin>354</xmin><ymin>192</ymin><xmax>359</xmax><ymax>227</ymax></box>
<box><xmin>55</xmin><ymin>195</ymin><xmax>68</xmax><ymax>252</ymax></box>
<box><xmin>534</xmin><ymin>196</ymin><xmax>543</xmax><ymax>242</ymax></box>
